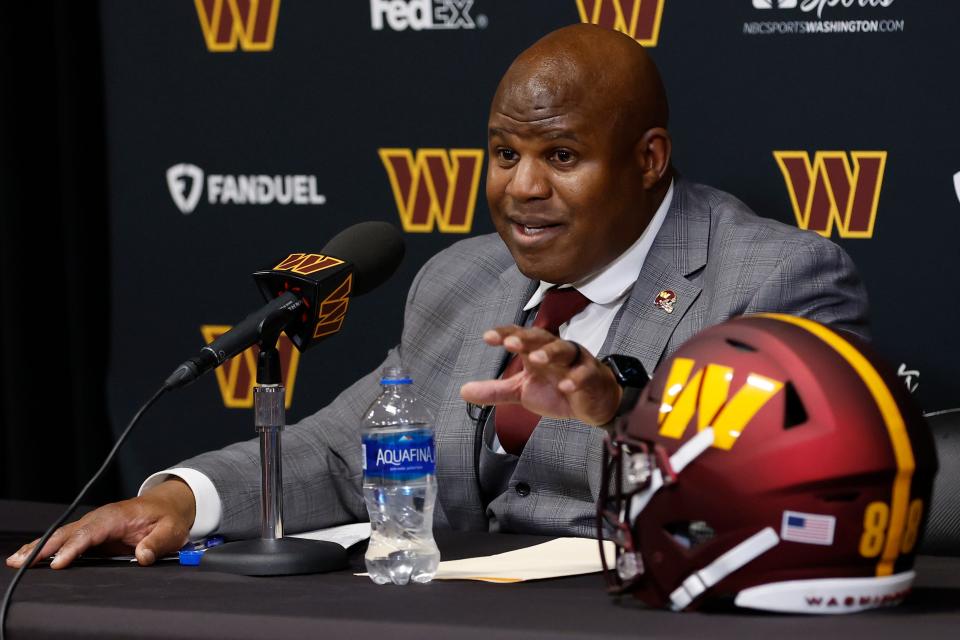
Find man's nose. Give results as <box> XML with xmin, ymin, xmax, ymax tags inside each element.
<box><xmin>505</xmin><ymin>158</ymin><xmax>550</xmax><ymax>201</ymax></box>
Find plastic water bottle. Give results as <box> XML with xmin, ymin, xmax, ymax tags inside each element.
<box><xmin>362</xmin><ymin>367</ymin><xmax>440</xmax><ymax>585</ymax></box>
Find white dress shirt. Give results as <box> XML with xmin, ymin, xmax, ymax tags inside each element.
<box><xmin>142</xmin><ymin>182</ymin><xmax>675</xmax><ymax>539</ymax></box>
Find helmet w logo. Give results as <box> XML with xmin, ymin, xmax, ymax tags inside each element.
<box><xmin>774</xmin><ymin>151</ymin><xmax>887</xmax><ymax>239</ymax></box>
<box><xmin>200</xmin><ymin>325</ymin><xmax>300</xmax><ymax>408</ymax></box>
<box><xmin>575</xmin><ymin>0</ymin><xmax>666</xmax><ymax>47</ymax></box>
<box><xmin>657</xmin><ymin>357</ymin><xmax>783</xmax><ymax>450</ymax></box>
<box><xmin>379</xmin><ymin>148</ymin><xmax>484</xmax><ymax>233</ymax></box>
<box><xmin>194</xmin><ymin>0</ymin><xmax>280</xmax><ymax>52</ymax></box>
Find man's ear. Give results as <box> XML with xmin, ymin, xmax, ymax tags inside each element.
<box><xmin>635</xmin><ymin>127</ymin><xmax>672</xmax><ymax>190</ymax></box>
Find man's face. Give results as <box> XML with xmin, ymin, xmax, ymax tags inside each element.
<box><xmin>486</xmin><ymin>94</ymin><xmax>650</xmax><ymax>285</ymax></box>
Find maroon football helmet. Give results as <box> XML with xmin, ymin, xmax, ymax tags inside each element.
<box><xmin>597</xmin><ymin>314</ymin><xmax>937</xmax><ymax>613</ymax></box>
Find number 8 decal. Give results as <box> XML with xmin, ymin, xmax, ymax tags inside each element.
<box><xmin>859</xmin><ymin>498</ymin><xmax>924</xmax><ymax>558</ymax></box>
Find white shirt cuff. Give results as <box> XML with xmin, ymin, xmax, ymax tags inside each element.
<box><xmin>139</xmin><ymin>468</ymin><xmax>223</xmax><ymax>540</ymax></box>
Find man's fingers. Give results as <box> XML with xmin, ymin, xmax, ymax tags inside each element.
<box><xmin>48</xmin><ymin>518</ymin><xmax>114</xmax><ymax>569</ymax></box>
<box><xmin>135</xmin><ymin>518</ymin><xmax>189</xmax><ymax>566</ymax></box>
<box><xmin>559</xmin><ymin>363</ymin><xmax>622</xmax><ymax>426</ymax></box>
<box><xmin>6</xmin><ymin>525</ymin><xmax>72</xmax><ymax>568</ymax></box>
<box><xmin>528</xmin><ymin>339</ymin><xmax>581</xmax><ymax>367</ymax></box>
<box><xmin>460</xmin><ymin>379</ymin><xmax>521</xmax><ymax>406</ymax></box>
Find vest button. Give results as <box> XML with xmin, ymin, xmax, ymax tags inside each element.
<box><xmin>515</xmin><ymin>482</ymin><xmax>531</xmax><ymax>497</ymax></box>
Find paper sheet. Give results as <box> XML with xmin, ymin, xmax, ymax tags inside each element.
<box><xmin>290</xmin><ymin>522</ymin><xmax>371</xmax><ymax>549</ymax></box>
<box><xmin>355</xmin><ymin>537</ymin><xmax>615</xmax><ymax>583</ymax></box>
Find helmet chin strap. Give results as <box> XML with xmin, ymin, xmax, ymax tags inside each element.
<box><xmin>620</xmin><ymin>427</ymin><xmax>782</xmax><ymax>611</ymax></box>
<box><xmin>669</xmin><ymin>527</ymin><xmax>780</xmax><ymax>611</ymax></box>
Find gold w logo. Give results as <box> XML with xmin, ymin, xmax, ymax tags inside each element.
<box><xmin>575</xmin><ymin>0</ymin><xmax>666</xmax><ymax>47</ymax></box>
<box><xmin>273</xmin><ymin>253</ymin><xmax>344</xmax><ymax>275</ymax></box>
<box><xmin>200</xmin><ymin>325</ymin><xmax>300</xmax><ymax>408</ymax></box>
<box><xmin>314</xmin><ymin>275</ymin><xmax>352</xmax><ymax>339</ymax></box>
<box><xmin>379</xmin><ymin>148</ymin><xmax>484</xmax><ymax>233</ymax></box>
<box><xmin>657</xmin><ymin>358</ymin><xmax>783</xmax><ymax>450</ymax></box>
<box><xmin>774</xmin><ymin>150</ymin><xmax>887</xmax><ymax>239</ymax></box>
<box><xmin>194</xmin><ymin>0</ymin><xmax>281</xmax><ymax>52</ymax></box>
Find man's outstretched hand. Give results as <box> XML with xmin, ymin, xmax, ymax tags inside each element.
<box><xmin>5</xmin><ymin>478</ymin><xmax>196</xmax><ymax>570</ymax></box>
<box><xmin>460</xmin><ymin>325</ymin><xmax>622</xmax><ymax>426</ymax></box>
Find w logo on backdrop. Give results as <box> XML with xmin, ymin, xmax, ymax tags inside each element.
<box><xmin>657</xmin><ymin>357</ymin><xmax>783</xmax><ymax>451</ymax></box>
<box><xmin>200</xmin><ymin>326</ymin><xmax>300</xmax><ymax>408</ymax></box>
<box><xmin>194</xmin><ymin>0</ymin><xmax>280</xmax><ymax>52</ymax></box>
<box><xmin>379</xmin><ymin>148</ymin><xmax>484</xmax><ymax>233</ymax></box>
<box><xmin>575</xmin><ymin>0</ymin><xmax>666</xmax><ymax>47</ymax></box>
<box><xmin>773</xmin><ymin>150</ymin><xmax>887</xmax><ymax>239</ymax></box>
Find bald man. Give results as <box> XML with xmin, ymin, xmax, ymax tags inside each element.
<box><xmin>9</xmin><ymin>25</ymin><xmax>866</xmax><ymax>569</ymax></box>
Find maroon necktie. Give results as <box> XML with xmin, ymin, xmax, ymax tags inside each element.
<box><xmin>495</xmin><ymin>287</ymin><xmax>591</xmax><ymax>455</ymax></box>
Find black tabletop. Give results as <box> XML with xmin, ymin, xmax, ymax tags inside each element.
<box><xmin>2</xmin><ymin>500</ymin><xmax>959</xmax><ymax>639</ymax></box>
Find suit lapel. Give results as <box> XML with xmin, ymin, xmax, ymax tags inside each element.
<box><xmin>436</xmin><ymin>262</ymin><xmax>536</xmax><ymax>528</ymax></box>
<box><xmin>602</xmin><ymin>178</ymin><xmax>710</xmax><ymax>375</ymax></box>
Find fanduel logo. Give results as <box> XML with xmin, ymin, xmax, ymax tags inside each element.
<box><xmin>166</xmin><ymin>163</ymin><xmax>326</xmax><ymax>214</ymax></box>
<box><xmin>370</xmin><ymin>0</ymin><xmax>485</xmax><ymax>31</ymax></box>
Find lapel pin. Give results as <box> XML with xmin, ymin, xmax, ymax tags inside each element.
<box><xmin>654</xmin><ymin>290</ymin><xmax>677</xmax><ymax>314</ymax></box>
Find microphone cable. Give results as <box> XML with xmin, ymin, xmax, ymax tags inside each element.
<box><xmin>0</xmin><ymin>383</ymin><xmax>169</xmax><ymax>640</ymax></box>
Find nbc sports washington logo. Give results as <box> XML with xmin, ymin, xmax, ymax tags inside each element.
<box><xmin>575</xmin><ymin>0</ymin><xmax>666</xmax><ymax>47</ymax></box>
<box><xmin>201</xmin><ymin>327</ymin><xmax>300</xmax><ymax>409</ymax></box>
<box><xmin>379</xmin><ymin>148</ymin><xmax>483</xmax><ymax>233</ymax></box>
<box><xmin>773</xmin><ymin>150</ymin><xmax>887</xmax><ymax>239</ymax></box>
<box><xmin>194</xmin><ymin>0</ymin><xmax>280</xmax><ymax>52</ymax></box>
<box><xmin>166</xmin><ymin>163</ymin><xmax>326</xmax><ymax>214</ymax></box>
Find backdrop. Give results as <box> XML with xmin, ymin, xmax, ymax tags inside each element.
<box><xmin>98</xmin><ymin>0</ymin><xmax>960</xmax><ymax>494</ymax></box>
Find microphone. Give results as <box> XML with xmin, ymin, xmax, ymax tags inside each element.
<box><xmin>165</xmin><ymin>221</ymin><xmax>405</xmax><ymax>390</ymax></box>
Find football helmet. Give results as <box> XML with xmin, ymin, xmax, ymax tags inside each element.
<box><xmin>597</xmin><ymin>314</ymin><xmax>937</xmax><ymax>613</ymax></box>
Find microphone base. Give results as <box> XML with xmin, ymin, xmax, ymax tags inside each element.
<box><xmin>198</xmin><ymin>537</ymin><xmax>348</xmax><ymax>576</ymax></box>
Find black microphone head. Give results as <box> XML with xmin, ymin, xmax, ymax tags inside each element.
<box><xmin>251</xmin><ymin>221</ymin><xmax>405</xmax><ymax>352</ymax></box>
<box><xmin>321</xmin><ymin>221</ymin><xmax>405</xmax><ymax>296</ymax></box>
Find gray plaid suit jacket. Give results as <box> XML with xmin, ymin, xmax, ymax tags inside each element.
<box><xmin>179</xmin><ymin>178</ymin><xmax>869</xmax><ymax>539</ymax></box>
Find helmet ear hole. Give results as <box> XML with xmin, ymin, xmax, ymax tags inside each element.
<box><xmin>664</xmin><ymin>520</ymin><xmax>716</xmax><ymax>549</ymax></box>
<box><xmin>783</xmin><ymin>382</ymin><xmax>808</xmax><ymax>429</ymax></box>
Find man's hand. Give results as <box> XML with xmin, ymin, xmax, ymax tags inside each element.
<box><xmin>5</xmin><ymin>478</ymin><xmax>196</xmax><ymax>570</ymax></box>
<box><xmin>460</xmin><ymin>325</ymin><xmax>622</xmax><ymax>426</ymax></box>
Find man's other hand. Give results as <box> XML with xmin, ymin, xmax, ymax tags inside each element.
<box><xmin>460</xmin><ymin>325</ymin><xmax>622</xmax><ymax>426</ymax></box>
<box><xmin>5</xmin><ymin>478</ymin><xmax>196</xmax><ymax>570</ymax></box>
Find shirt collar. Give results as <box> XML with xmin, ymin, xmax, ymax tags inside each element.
<box><xmin>523</xmin><ymin>179</ymin><xmax>675</xmax><ymax>311</ymax></box>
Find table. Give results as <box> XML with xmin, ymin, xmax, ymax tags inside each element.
<box><xmin>2</xmin><ymin>500</ymin><xmax>959</xmax><ymax>639</ymax></box>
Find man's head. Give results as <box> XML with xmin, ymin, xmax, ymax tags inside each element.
<box><xmin>487</xmin><ymin>24</ymin><xmax>672</xmax><ymax>284</ymax></box>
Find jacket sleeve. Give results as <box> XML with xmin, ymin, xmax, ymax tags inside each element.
<box><xmin>175</xmin><ymin>256</ymin><xmax>435</xmax><ymax>539</ymax></box>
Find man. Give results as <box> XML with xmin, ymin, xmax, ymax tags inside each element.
<box><xmin>8</xmin><ymin>24</ymin><xmax>867</xmax><ymax>570</ymax></box>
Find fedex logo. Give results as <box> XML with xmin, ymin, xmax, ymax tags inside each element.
<box><xmin>370</xmin><ymin>0</ymin><xmax>483</xmax><ymax>31</ymax></box>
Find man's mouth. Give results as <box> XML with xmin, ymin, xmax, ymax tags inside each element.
<box><xmin>509</xmin><ymin>220</ymin><xmax>564</xmax><ymax>246</ymax></box>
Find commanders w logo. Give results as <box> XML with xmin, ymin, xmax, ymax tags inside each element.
<box><xmin>774</xmin><ymin>150</ymin><xmax>887</xmax><ymax>239</ymax></box>
<box><xmin>200</xmin><ymin>325</ymin><xmax>300</xmax><ymax>408</ymax></box>
<box><xmin>657</xmin><ymin>357</ymin><xmax>783</xmax><ymax>450</ymax></box>
<box><xmin>194</xmin><ymin>0</ymin><xmax>280</xmax><ymax>52</ymax></box>
<box><xmin>575</xmin><ymin>0</ymin><xmax>666</xmax><ymax>47</ymax></box>
<box><xmin>379</xmin><ymin>148</ymin><xmax>484</xmax><ymax>233</ymax></box>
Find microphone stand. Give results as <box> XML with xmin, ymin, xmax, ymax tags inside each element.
<box><xmin>200</xmin><ymin>325</ymin><xmax>348</xmax><ymax>576</ymax></box>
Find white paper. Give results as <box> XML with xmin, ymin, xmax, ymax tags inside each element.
<box><xmin>290</xmin><ymin>522</ymin><xmax>371</xmax><ymax>549</ymax></box>
<box><xmin>355</xmin><ymin>537</ymin><xmax>615</xmax><ymax>583</ymax></box>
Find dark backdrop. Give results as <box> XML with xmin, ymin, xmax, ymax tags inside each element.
<box><xmin>2</xmin><ymin>1</ymin><xmax>958</xmax><ymax>501</ymax></box>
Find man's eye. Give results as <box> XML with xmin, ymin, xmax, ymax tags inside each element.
<box><xmin>551</xmin><ymin>149</ymin><xmax>575</xmax><ymax>164</ymax></box>
<box><xmin>497</xmin><ymin>148</ymin><xmax>517</xmax><ymax>162</ymax></box>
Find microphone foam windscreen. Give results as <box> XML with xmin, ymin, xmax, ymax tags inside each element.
<box><xmin>321</xmin><ymin>221</ymin><xmax>405</xmax><ymax>296</ymax></box>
